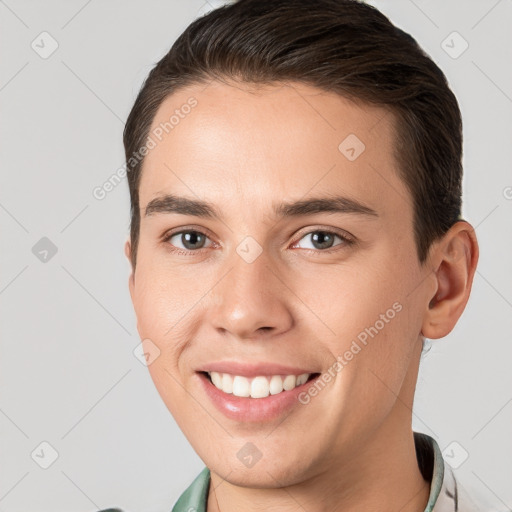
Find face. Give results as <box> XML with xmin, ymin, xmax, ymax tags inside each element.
<box><xmin>127</xmin><ymin>80</ymin><xmax>436</xmax><ymax>486</ymax></box>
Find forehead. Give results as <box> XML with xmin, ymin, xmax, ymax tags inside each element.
<box><xmin>138</xmin><ymin>80</ymin><xmax>411</xmax><ymax>222</ymax></box>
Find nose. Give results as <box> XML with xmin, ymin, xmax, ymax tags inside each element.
<box><xmin>207</xmin><ymin>246</ymin><xmax>294</xmax><ymax>340</ymax></box>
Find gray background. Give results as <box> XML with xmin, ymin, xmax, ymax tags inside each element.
<box><xmin>1</xmin><ymin>0</ymin><xmax>511</xmax><ymax>511</ymax></box>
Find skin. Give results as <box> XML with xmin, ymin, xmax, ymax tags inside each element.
<box><xmin>125</xmin><ymin>79</ymin><xmax>478</xmax><ymax>512</ymax></box>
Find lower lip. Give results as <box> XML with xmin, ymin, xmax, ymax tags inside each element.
<box><xmin>197</xmin><ymin>372</ymin><xmax>320</xmax><ymax>422</ymax></box>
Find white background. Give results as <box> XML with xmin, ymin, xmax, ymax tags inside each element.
<box><xmin>1</xmin><ymin>0</ymin><xmax>511</xmax><ymax>511</ymax></box>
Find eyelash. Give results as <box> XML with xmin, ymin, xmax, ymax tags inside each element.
<box><xmin>161</xmin><ymin>226</ymin><xmax>356</xmax><ymax>257</ymax></box>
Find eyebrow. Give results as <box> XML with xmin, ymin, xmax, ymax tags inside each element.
<box><xmin>144</xmin><ymin>193</ymin><xmax>379</xmax><ymax>219</ymax></box>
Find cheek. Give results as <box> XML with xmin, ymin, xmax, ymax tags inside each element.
<box><xmin>133</xmin><ymin>271</ymin><xmax>195</xmax><ymax>419</ymax></box>
<box><xmin>133</xmin><ymin>262</ymin><xmax>196</xmax><ymax>335</ymax></box>
<box><xmin>131</xmin><ymin>274</ymin><xmax>196</xmax><ymax>396</ymax></box>
<box><xmin>302</xmin><ymin>259</ymin><xmax>419</xmax><ymax>391</ymax></box>
<box><xmin>297</xmin><ymin>262</ymin><xmax>404</xmax><ymax>346</ymax></box>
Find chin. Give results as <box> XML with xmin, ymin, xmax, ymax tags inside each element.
<box><xmin>217</xmin><ymin>464</ymin><xmax>311</xmax><ymax>489</ymax></box>
<box><xmin>204</xmin><ymin>443</ymin><xmax>319</xmax><ymax>488</ymax></box>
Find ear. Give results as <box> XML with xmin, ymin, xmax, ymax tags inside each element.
<box><xmin>421</xmin><ymin>221</ymin><xmax>479</xmax><ymax>339</ymax></box>
<box><xmin>124</xmin><ymin>238</ymin><xmax>135</xmax><ymax>302</ymax></box>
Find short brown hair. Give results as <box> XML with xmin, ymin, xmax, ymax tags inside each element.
<box><xmin>123</xmin><ymin>0</ymin><xmax>463</xmax><ymax>270</ymax></box>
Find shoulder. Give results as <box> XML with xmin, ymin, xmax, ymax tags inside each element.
<box><xmin>414</xmin><ymin>432</ymin><xmax>509</xmax><ymax>512</ymax></box>
<box><xmin>91</xmin><ymin>467</ymin><xmax>211</xmax><ymax>512</ymax></box>
<box><xmin>441</xmin><ymin>465</ymin><xmax>511</xmax><ymax>512</ymax></box>
<box><xmin>171</xmin><ymin>466</ymin><xmax>211</xmax><ymax>512</ymax></box>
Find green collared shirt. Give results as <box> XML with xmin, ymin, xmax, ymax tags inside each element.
<box><xmin>171</xmin><ymin>432</ymin><xmax>483</xmax><ymax>512</ymax></box>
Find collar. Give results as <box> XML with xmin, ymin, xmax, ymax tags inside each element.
<box><xmin>171</xmin><ymin>432</ymin><xmax>457</xmax><ymax>512</ymax></box>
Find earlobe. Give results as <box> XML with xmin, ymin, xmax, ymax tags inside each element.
<box><xmin>124</xmin><ymin>239</ymin><xmax>132</xmax><ymax>263</ymax></box>
<box><xmin>128</xmin><ymin>271</ymin><xmax>135</xmax><ymax>303</ymax></box>
<box><xmin>124</xmin><ymin>239</ymin><xmax>135</xmax><ymax>300</ymax></box>
<box><xmin>421</xmin><ymin>221</ymin><xmax>479</xmax><ymax>339</ymax></box>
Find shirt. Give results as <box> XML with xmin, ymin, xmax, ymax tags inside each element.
<box><xmin>170</xmin><ymin>432</ymin><xmax>501</xmax><ymax>512</ymax></box>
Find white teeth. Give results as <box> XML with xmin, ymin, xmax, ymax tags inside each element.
<box><xmin>221</xmin><ymin>372</ymin><xmax>233</xmax><ymax>394</ymax></box>
<box><xmin>269</xmin><ymin>375</ymin><xmax>283</xmax><ymax>395</ymax></box>
<box><xmin>251</xmin><ymin>376</ymin><xmax>270</xmax><ymax>398</ymax></box>
<box><xmin>296</xmin><ymin>373</ymin><xmax>309</xmax><ymax>386</ymax></box>
<box><xmin>207</xmin><ymin>371</ymin><xmax>312</xmax><ymax>399</ymax></box>
<box><xmin>283</xmin><ymin>375</ymin><xmax>296</xmax><ymax>390</ymax></box>
<box><xmin>232</xmin><ymin>376</ymin><xmax>250</xmax><ymax>397</ymax></box>
<box><xmin>211</xmin><ymin>371</ymin><xmax>222</xmax><ymax>388</ymax></box>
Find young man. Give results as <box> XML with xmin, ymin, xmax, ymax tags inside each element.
<box><xmin>120</xmin><ymin>1</ymin><xmax>489</xmax><ymax>510</ymax></box>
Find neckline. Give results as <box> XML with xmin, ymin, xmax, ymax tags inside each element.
<box><xmin>172</xmin><ymin>431</ymin><xmax>445</xmax><ymax>512</ymax></box>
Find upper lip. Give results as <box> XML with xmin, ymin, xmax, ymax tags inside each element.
<box><xmin>197</xmin><ymin>361</ymin><xmax>318</xmax><ymax>378</ymax></box>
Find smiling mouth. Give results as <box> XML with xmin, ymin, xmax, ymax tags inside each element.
<box><xmin>200</xmin><ymin>371</ymin><xmax>321</xmax><ymax>399</ymax></box>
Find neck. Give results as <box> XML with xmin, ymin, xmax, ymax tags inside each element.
<box><xmin>208</xmin><ymin>342</ymin><xmax>430</xmax><ymax>512</ymax></box>
<box><xmin>208</xmin><ymin>425</ymin><xmax>430</xmax><ymax>512</ymax></box>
